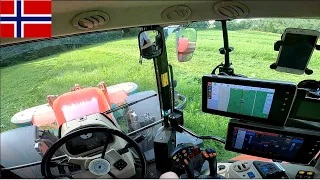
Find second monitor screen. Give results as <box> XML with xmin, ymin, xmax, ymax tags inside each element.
<box><xmin>207</xmin><ymin>82</ymin><xmax>275</xmax><ymax>119</ymax></box>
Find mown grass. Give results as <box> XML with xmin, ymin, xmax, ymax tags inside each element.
<box><xmin>1</xmin><ymin>29</ymin><xmax>319</xmax><ymax>161</ymax></box>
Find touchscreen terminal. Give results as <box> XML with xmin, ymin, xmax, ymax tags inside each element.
<box><xmin>231</xmin><ymin>127</ymin><xmax>304</xmax><ymax>159</ymax></box>
<box><xmin>225</xmin><ymin>119</ymin><xmax>320</xmax><ymax>164</ymax></box>
<box><xmin>202</xmin><ymin>75</ymin><xmax>297</xmax><ymax>126</ymax></box>
<box><xmin>207</xmin><ymin>83</ymin><xmax>275</xmax><ymax>119</ymax></box>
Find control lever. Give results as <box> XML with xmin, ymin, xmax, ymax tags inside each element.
<box><xmin>181</xmin><ymin>158</ymin><xmax>195</xmax><ymax>179</ymax></box>
<box><xmin>203</xmin><ymin>148</ymin><xmax>217</xmax><ymax>177</ymax></box>
<box><xmin>198</xmin><ymin>148</ymin><xmax>225</xmax><ymax>179</ymax></box>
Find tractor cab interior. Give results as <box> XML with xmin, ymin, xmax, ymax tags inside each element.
<box><xmin>1</xmin><ymin>0</ymin><xmax>320</xmax><ymax>179</ymax></box>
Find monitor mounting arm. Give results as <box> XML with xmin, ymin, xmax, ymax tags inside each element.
<box><xmin>211</xmin><ymin>20</ymin><xmax>234</xmax><ymax>76</ymax></box>
<box><xmin>212</xmin><ymin>20</ymin><xmax>246</xmax><ymax>77</ymax></box>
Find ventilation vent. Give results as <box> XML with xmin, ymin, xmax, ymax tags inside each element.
<box><xmin>213</xmin><ymin>1</ymin><xmax>249</xmax><ymax>18</ymax></box>
<box><xmin>72</xmin><ymin>11</ymin><xmax>110</xmax><ymax>30</ymax></box>
<box><xmin>162</xmin><ymin>5</ymin><xmax>192</xmax><ymax>21</ymax></box>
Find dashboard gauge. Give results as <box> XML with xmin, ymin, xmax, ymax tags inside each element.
<box><xmin>66</xmin><ymin>132</ymin><xmax>114</xmax><ymax>156</ymax></box>
<box><xmin>80</xmin><ymin>133</ymin><xmax>93</xmax><ymax>139</ymax></box>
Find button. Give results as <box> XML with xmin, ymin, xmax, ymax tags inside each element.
<box><xmin>238</xmin><ymin>165</ymin><xmax>242</xmax><ymax>170</ymax></box>
<box><xmin>281</xmin><ymin>108</ymin><xmax>285</xmax><ymax>111</ymax></box>
<box><xmin>247</xmin><ymin>172</ymin><xmax>255</xmax><ymax>178</ymax></box>
<box><xmin>261</xmin><ymin>166</ymin><xmax>268</xmax><ymax>172</ymax></box>
<box><xmin>202</xmin><ymin>151</ymin><xmax>209</xmax><ymax>158</ymax></box>
<box><xmin>283</xmin><ymin>103</ymin><xmax>286</xmax><ymax>106</ymax></box>
<box><xmin>173</xmin><ymin>156</ymin><xmax>177</xmax><ymax>160</ymax></box>
<box><xmin>307</xmin><ymin>172</ymin><xmax>313</xmax><ymax>176</ymax></box>
<box><xmin>242</xmin><ymin>164</ymin><xmax>246</xmax><ymax>169</ymax></box>
<box><xmin>114</xmin><ymin>159</ymin><xmax>127</xmax><ymax>171</ymax></box>
<box><xmin>298</xmin><ymin>171</ymin><xmax>305</xmax><ymax>175</ymax></box>
<box><xmin>285</xmin><ymin>98</ymin><xmax>288</xmax><ymax>101</ymax></box>
<box><xmin>218</xmin><ymin>165</ymin><xmax>226</xmax><ymax>171</ymax></box>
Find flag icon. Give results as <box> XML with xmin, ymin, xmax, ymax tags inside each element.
<box><xmin>0</xmin><ymin>0</ymin><xmax>52</xmax><ymax>38</ymax></box>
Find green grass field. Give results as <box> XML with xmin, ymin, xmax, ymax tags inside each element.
<box><xmin>1</xmin><ymin>29</ymin><xmax>319</xmax><ymax>161</ymax></box>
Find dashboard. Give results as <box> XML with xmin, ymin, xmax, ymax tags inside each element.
<box><xmin>65</xmin><ymin>131</ymin><xmax>114</xmax><ymax>156</ymax></box>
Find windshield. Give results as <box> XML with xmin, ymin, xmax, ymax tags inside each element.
<box><xmin>1</xmin><ymin>18</ymin><xmax>319</xmax><ymax>162</ymax></box>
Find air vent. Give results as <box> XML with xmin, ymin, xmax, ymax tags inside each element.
<box><xmin>213</xmin><ymin>1</ymin><xmax>249</xmax><ymax>18</ymax></box>
<box><xmin>162</xmin><ymin>5</ymin><xmax>192</xmax><ymax>21</ymax></box>
<box><xmin>72</xmin><ymin>11</ymin><xmax>110</xmax><ymax>30</ymax></box>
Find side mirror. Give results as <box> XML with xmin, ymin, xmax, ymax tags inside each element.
<box><xmin>175</xmin><ymin>28</ymin><xmax>197</xmax><ymax>62</ymax></box>
<box><xmin>138</xmin><ymin>30</ymin><xmax>163</xmax><ymax>59</ymax></box>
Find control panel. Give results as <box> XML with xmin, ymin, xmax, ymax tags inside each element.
<box><xmin>253</xmin><ymin>161</ymin><xmax>288</xmax><ymax>178</ymax></box>
<box><xmin>203</xmin><ymin>160</ymin><xmax>320</xmax><ymax>179</ymax></box>
<box><xmin>227</xmin><ymin>161</ymin><xmax>262</xmax><ymax>179</ymax></box>
<box><xmin>170</xmin><ymin>143</ymin><xmax>202</xmax><ymax>177</ymax></box>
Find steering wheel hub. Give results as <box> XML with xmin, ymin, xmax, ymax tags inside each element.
<box><xmin>88</xmin><ymin>158</ymin><xmax>111</xmax><ymax>176</ymax></box>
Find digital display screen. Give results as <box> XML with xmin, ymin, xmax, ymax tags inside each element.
<box><xmin>207</xmin><ymin>82</ymin><xmax>275</xmax><ymax>119</ymax></box>
<box><xmin>295</xmin><ymin>100</ymin><xmax>320</xmax><ymax>122</ymax></box>
<box><xmin>278</xmin><ymin>33</ymin><xmax>318</xmax><ymax>70</ymax></box>
<box><xmin>231</xmin><ymin>127</ymin><xmax>304</xmax><ymax>159</ymax></box>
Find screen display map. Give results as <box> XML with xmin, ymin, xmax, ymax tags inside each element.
<box><xmin>207</xmin><ymin>82</ymin><xmax>275</xmax><ymax>118</ymax></box>
<box><xmin>231</xmin><ymin>127</ymin><xmax>304</xmax><ymax>159</ymax></box>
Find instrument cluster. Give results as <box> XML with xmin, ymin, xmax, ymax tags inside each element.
<box><xmin>65</xmin><ymin>132</ymin><xmax>113</xmax><ymax>156</ymax></box>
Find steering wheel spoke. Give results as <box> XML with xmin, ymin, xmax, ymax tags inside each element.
<box><xmin>101</xmin><ymin>131</ymin><xmax>113</xmax><ymax>158</ymax></box>
<box><xmin>68</xmin><ymin>157</ymin><xmax>93</xmax><ymax>168</ymax></box>
<box><xmin>55</xmin><ymin>168</ymin><xmax>89</xmax><ymax>178</ymax></box>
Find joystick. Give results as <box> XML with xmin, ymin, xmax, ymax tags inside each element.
<box><xmin>180</xmin><ymin>158</ymin><xmax>196</xmax><ymax>179</ymax></box>
<box><xmin>198</xmin><ymin>148</ymin><xmax>225</xmax><ymax>179</ymax></box>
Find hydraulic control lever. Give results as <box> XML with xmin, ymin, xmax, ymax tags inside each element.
<box><xmin>181</xmin><ymin>158</ymin><xmax>195</xmax><ymax>179</ymax></box>
<box><xmin>198</xmin><ymin>148</ymin><xmax>225</xmax><ymax>179</ymax></box>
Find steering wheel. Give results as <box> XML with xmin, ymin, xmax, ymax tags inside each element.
<box><xmin>41</xmin><ymin>127</ymin><xmax>147</xmax><ymax>179</ymax></box>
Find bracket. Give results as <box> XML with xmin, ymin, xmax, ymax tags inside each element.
<box><xmin>270</xmin><ymin>39</ymin><xmax>319</xmax><ymax>75</ymax></box>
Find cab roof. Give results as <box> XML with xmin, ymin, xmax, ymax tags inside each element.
<box><xmin>1</xmin><ymin>0</ymin><xmax>320</xmax><ymax>45</ymax></box>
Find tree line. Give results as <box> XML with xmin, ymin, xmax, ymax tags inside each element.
<box><xmin>188</xmin><ymin>18</ymin><xmax>320</xmax><ymax>34</ymax></box>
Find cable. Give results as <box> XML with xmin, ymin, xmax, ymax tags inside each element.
<box><xmin>178</xmin><ymin>125</ymin><xmax>226</xmax><ymax>144</ymax></box>
<box><xmin>211</xmin><ymin>63</ymin><xmax>223</xmax><ymax>74</ymax></box>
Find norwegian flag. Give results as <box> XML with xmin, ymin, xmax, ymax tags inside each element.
<box><xmin>0</xmin><ymin>0</ymin><xmax>52</xmax><ymax>38</ymax></box>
